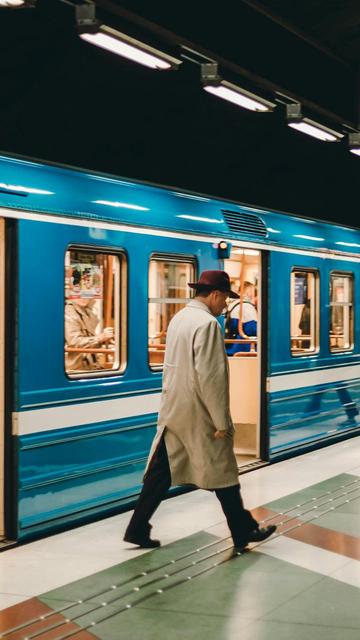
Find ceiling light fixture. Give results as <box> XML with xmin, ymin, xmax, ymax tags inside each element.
<box><xmin>201</xmin><ymin>63</ymin><xmax>276</xmax><ymax>113</ymax></box>
<box><xmin>286</xmin><ymin>103</ymin><xmax>343</xmax><ymax>142</ymax></box>
<box><xmin>348</xmin><ymin>132</ymin><xmax>360</xmax><ymax>157</ymax></box>
<box><xmin>0</xmin><ymin>0</ymin><xmax>33</xmax><ymax>6</ymax></box>
<box><xmin>76</xmin><ymin>4</ymin><xmax>181</xmax><ymax>70</ymax></box>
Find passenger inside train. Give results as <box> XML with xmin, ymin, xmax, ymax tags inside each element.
<box><xmin>225</xmin><ymin>280</ymin><xmax>258</xmax><ymax>356</ymax></box>
<box><xmin>64</xmin><ymin>250</ymin><xmax>117</xmax><ymax>373</ymax></box>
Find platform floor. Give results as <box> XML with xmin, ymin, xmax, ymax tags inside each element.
<box><xmin>1</xmin><ymin>436</ymin><xmax>360</xmax><ymax>639</ymax></box>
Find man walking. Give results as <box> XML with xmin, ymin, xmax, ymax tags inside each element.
<box><xmin>124</xmin><ymin>270</ymin><xmax>276</xmax><ymax>549</ymax></box>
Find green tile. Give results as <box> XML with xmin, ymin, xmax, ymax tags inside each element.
<box><xmin>266</xmin><ymin>575</ymin><xmax>360</xmax><ymax>628</ymax></box>
<box><xmin>266</xmin><ymin>488</ymin><xmax>323</xmax><ymax>513</ymax></box>
<box><xmin>88</xmin><ymin>606</ymin><xmax>254</xmax><ymax>640</ymax></box>
<box><xmin>39</xmin><ymin>550</ymin><xmax>325</xmax><ymax>633</ymax></box>
<box><xmin>332</xmin><ymin>497</ymin><xmax>360</xmax><ymax>515</ymax></box>
<box><xmin>39</xmin><ymin>531</ymin><xmax>221</xmax><ymax>604</ymax></box>
<box><xmin>137</xmin><ymin>552</ymin><xmax>323</xmax><ymax>618</ymax></box>
<box><xmin>265</xmin><ymin>473</ymin><xmax>358</xmax><ymax>516</ymax></box>
<box><xmin>239</xmin><ymin>620</ymin><xmax>360</xmax><ymax>640</ymax></box>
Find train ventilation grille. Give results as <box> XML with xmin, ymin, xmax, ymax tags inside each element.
<box><xmin>222</xmin><ymin>210</ymin><xmax>267</xmax><ymax>238</ymax></box>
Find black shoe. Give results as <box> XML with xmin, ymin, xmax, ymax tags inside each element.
<box><xmin>124</xmin><ymin>532</ymin><xmax>161</xmax><ymax>548</ymax></box>
<box><xmin>247</xmin><ymin>524</ymin><xmax>277</xmax><ymax>542</ymax></box>
<box><xmin>233</xmin><ymin>543</ymin><xmax>249</xmax><ymax>553</ymax></box>
<box><xmin>124</xmin><ymin>523</ymin><xmax>161</xmax><ymax>548</ymax></box>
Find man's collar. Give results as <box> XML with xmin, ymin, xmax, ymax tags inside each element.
<box><xmin>187</xmin><ymin>299</ymin><xmax>215</xmax><ymax>316</ymax></box>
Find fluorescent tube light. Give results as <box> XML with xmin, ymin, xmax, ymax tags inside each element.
<box><xmin>286</xmin><ymin>104</ymin><xmax>343</xmax><ymax>142</ymax></box>
<box><xmin>79</xmin><ymin>22</ymin><xmax>181</xmax><ymax>71</ymax></box>
<box><xmin>288</xmin><ymin>121</ymin><xmax>339</xmax><ymax>142</ymax></box>
<box><xmin>0</xmin><ymin>0</ymin><xmax>25</xmax><ymax>5</ymax></box>
<box><xmin>203</xmin><ymin>84</ymin><xmax>274</xmax><ymax>112</ymax></box>
<box><xmin>201</xmin><ymin>63</ymin><xmax>275</xmax><ymax>113</ymax></box>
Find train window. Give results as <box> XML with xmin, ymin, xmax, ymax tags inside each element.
<box><xmin>64</xmin><ymin>249</ymin><xmax>125</xmax><ymax>376</ymax></box>
<box><xmin>148</xmin><ymin>257</ymin><xmax>195</xmax><ymax>369</ymax></box>
<box><xmin>329</xmin><ymin>272</ymin><xmax>354</xmax><ymax>352</ymax></box>
<box><xmin>290</xmin><ymin>269</ymin><xmax>319</xmax><ymax>356</ymax></box>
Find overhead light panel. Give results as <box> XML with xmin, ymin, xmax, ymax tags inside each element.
<box><xmin>348</xmin><ymin>132</ymin><xmax>360</xmax><ymax>157</ymax></box>
<box><xmin>77</xmin><ymin>4</ymin><xmax>181</xmax><ymax>70</ymax></box>
<box><xmin>286</xmin><ymin>103</ymin><xmax>343</xmax><ymax>142</ymax></box>
<box><xmin>0</xmin><ymin>0</ymin><xmax>31</xmax><ymax>6</ymax></box>
<box><xmin>201</xmin><ymin>63</ymin><xmax>276</xmax><ymax>112</ymax></box>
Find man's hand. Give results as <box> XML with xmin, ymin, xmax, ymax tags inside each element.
<box><xmin>214</xmin><ymin>430</ymin><xmax>227</xmax><ymax>439</ymax></box>
<box><xmin>98</xmin><ymin>327</ymin><xmax>114</xmax><ymax>343</ymax></box>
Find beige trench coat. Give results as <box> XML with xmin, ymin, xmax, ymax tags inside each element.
<box><xmin>146</xmin><ymin>299</ymin><xmax>239</xmax><ymax>489</ymax></box>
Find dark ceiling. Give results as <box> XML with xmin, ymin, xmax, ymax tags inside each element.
<box><xmin>0</xmin><ymin>0</ymin><xmax>360</xmax><ymax>226</ymax></box>
<box><xmin>255</xmin><ymin>0</ymin><xmax>360</xmax><ymax>63</ymax></box>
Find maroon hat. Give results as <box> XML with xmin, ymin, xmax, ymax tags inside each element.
<box><xmin>189</xmin><ymin>270</ymin><xmax>239</xmax><ymax>299</ymax></box>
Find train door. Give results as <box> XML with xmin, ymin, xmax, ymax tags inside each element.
<box><xmin>0</xmin><ymin>218</ymin><xmax>4</xmax><ymax>539</ymax></box>
<box><xmin>224</xmin><ymin>248</ymin><xmax>264</xmax><ymax>468</ymax></box>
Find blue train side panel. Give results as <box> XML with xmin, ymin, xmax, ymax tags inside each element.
<box><xmin>18</xmin><ymin>417</ymin><xmax>157</xmax><ymax>534</ymax></box>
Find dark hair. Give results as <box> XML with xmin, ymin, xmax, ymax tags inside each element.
<box><xmin>195</xmin><ymin>285</ymin><xmax>217</xmax><ymax>297</ymax></box>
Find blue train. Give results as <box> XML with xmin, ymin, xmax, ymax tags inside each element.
<box><xmin>1</xmin><ymin>152</ymin><xmax>360</xmax><ymax>544</ymax></box>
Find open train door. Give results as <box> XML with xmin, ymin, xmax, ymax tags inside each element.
<box><xmin>0</xmin><ymin>218</ymin><xmax>4</xmax><ymax>541</ymax></box>
<box><xmin>224</xmin><ymin>247</ymin><xmax>268</xmax><ymax>470</ymax></box>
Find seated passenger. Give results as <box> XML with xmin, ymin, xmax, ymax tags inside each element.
<box><xmin>226</xmin><ymin>281</ymin><xmax>257</xmax><ymax>355</ymax></box>
<box><xmin>65</xmin><ymin>297</ymin><xmax>113</xmax><ymax>371</ymax></box>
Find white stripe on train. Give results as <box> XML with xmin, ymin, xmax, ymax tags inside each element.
<box><xmin>12</xmin><ymin>362</ymin><xmax>360</xmax><ymax>435</ymax></box>
<box><xmin>13</xmin><ymin>392</ymin><xmax>162</xmax><ymax>436</ymax></box>
<box><xmin>268</xmin><ymin>364</ymin><xmax>360</xmax><ymax>393</ymax></box>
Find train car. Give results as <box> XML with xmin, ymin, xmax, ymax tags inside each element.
<box><xmin>1</xmin><ymin>152</ymin><xmax>360</xmax><ymax>545</ymax></box>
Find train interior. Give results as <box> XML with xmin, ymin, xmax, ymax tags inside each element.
<box><xmin>224</xmin><ymin>248</ymin><xmax>262</xmax><ymax>468</ymax></box>
<box><xmin>0</xmin><ymin>219</ymin><xmax>4</xmax><ymax>543</ymax></box>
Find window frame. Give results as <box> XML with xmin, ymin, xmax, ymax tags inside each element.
<box><xmin>329</xmin><ymin>270</ymin><xmax>354</xmax><ymax>354</ymax></box>
<box><xmin>64</xmin><ymin>244</ymin><xmax>127</xmax><ymax>379</ymax></box>
<box><xmin>290</xmin><ymin>267</ymin><xmax>320</xmax><ymax>358</ymax></box>
<box><xmin>148</xmin><ymin>252</ymin><xmax>197</xmax><ymax>371</ymax></box>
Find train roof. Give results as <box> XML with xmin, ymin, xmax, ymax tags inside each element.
<box><xmin>0</xmin><ymin>152</ymin><xmax>359</xmax><ymax>256</ymax></box>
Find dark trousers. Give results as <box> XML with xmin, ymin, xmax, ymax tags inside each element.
<box><xmin>125</xmin><ymin>436</ymin><xmax>258</xmax><ymax>547</ymax></box>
